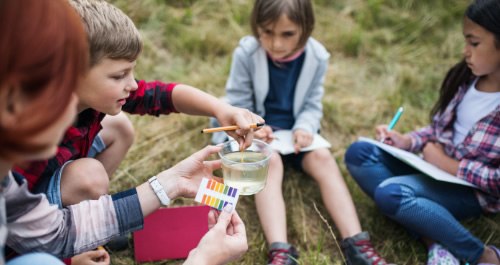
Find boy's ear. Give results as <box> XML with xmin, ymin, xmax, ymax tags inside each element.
<box><xmin>0</xmin><ymin>83</ymin><xmax>26</xmax><ymax>129</ymax></box>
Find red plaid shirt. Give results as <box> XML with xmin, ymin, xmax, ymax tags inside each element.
<box><xmin>15</xmin><ymin>80</ymin><xmax>178</xmax><ymax>190</ymax></box>
<box><xmin>409</xmin><ymin>82</ymin><xmax>500</xmax><ymax>213</ymax></box>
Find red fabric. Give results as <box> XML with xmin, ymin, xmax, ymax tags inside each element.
<box><xmin>14</xmin><ymin>80</ymin><xmax>178</xmax><ymax>191</ymax></box>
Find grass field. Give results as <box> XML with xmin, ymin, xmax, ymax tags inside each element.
<box><xmin>106</xmin><ymin>0</ymin><xmax>500</xmax><ymax>264</ymax></box>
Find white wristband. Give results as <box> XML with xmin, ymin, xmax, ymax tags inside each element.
<box><xmin>148</xmin><ymin>176</ymin><xmax>171</xmax><ymax>206</ymax></box>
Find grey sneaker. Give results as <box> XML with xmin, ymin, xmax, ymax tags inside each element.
<box><xmin>267</xmin><ymin>242</ymin><xmax>299</xmax><ymax>265</ymax></box>
<box><xmin>340</xmin><ymin>232</ymin><xmax>388</xmax><ymax>265</ymax></box>
<box><xmin>105</xmin><ymin>234</ymin><xmax>129</xmax><ymax>251</ymax></box>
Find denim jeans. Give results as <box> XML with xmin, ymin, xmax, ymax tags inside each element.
<box><xmin>344</xmin><ymin>141</ymin><xmax>484</xmax><ymax>263</ymax></box>
<box><xmin>7</xmin><ymin>253</ymin><xmax>64</xmax><ymax>265</ymax></box>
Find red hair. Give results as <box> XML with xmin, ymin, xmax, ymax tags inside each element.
<box><xmin>0</xmin><ymin>0</ymin><xmax>88</xmax><ymax>156</ymax></box>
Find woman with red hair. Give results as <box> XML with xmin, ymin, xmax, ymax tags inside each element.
<box><xmin>0</xmin><ymin>1</ymin><xmax>247</xmax><ymax>265</ymax></box>
<box><xmin>0</xmin><ymin>0</ymin><xmax>90</xmax><ymax>264</ymax></box>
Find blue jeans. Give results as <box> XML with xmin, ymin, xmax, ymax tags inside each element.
<box><xmin>7</xmin><ymin>253</ymin><xmax>64</xmax><ymax>265</ymax></box>
<box><xmin>344</xmin><ymin>141</ymin><xmax>484</xmax><ymax>263</ymax></box>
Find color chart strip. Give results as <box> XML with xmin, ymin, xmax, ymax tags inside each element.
<box><xmin>195</xmin><ymin>178</ymin><xmax>240</xmax><ymax>211</ymax></box>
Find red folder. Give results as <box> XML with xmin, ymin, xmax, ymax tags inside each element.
<box><xmin>133</xmin><ymin>205</ymin><xmax>210</xmax><ymax>263</ymax></box>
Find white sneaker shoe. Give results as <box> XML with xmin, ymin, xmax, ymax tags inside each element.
<box><xmin>427</xmin><ymin>243</ymin><xmax>460</xmax><ymax>265</ymax></box>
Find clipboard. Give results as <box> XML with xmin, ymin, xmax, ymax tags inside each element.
<box><xmin>358</xmin><ymin>137</ymin><xmax>476</xmax><ymax>188</ymax></box>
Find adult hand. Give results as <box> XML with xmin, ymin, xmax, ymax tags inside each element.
<box><xmin>186</xmin><ymin>205</ymin><xmax>248</xmax><ymax>265</ymax></box>
<box><xmin>157</xmin><ymin>145</ymin><xmax>222</xmax><ymax>200</ymax></box>
<box><xmin>254</xmin><ymin>125</ymin><xmax>275</xmax><ymax>143</ymax></box>
<box><xmin>375</xmin><ymin>125</ymin><xmax>411</xmax><ymax>150</ymax></box>
<box><xmin>214</xmin><ymin>104</ymin><xmax>264</xmax><ymax>149</ymax></box>
<box><xmin>71</xmin><ymin>249</ymin><xmax>110</xmax><ymax>265</ymax></box>
<box><xmin>293</xmin><ymin>129</ymin><xmax>313</xmax><ymax>154</ymax></box>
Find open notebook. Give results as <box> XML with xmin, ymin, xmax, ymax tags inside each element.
<box><xmin>359</xmin><ymin>137</ymin><xmax>477</xmax><ymax>188</ymax></box>
<box><xmin>270</xmin><ymin>130</ymin><xmax>331</xmax><ymax>155</ymax></box>
<box><xmin>133</xmin><ymin>206</ymin><xmax>210</xmax><ymax>263</ymax></box>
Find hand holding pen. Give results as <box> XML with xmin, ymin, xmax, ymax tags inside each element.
<box><xmin>201</xmin><ymin>123</ymin><xmax>265</xmax><ymax>133</ymax></box>
<box><xmin>376</xmin><ymin>107</ymin><xmax>411</xmax><ymax>150</ymax></box>
<box><xmin>201</xmin><ymin>122</ymin><xmax>265</xmax><ymax>151</ymax></box>
<box><xmin>377</xmin><ymin>107</ymin><xmax>403</xmax><ymax>142</ymax></box>
<box><xmin>211</xmin><ymin>105</ymin><xmax>265</xmax><ymax>148</ymax></box>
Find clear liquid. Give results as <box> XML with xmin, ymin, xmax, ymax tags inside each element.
<box><xmin>221</xmin><ymin>152</ymin><xmax>269</xmax><ymax>195</ymax></box>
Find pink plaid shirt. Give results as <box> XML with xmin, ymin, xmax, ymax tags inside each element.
<box><xmin>409</xmin><ymin>82</ymin><xmax>500</xmax><ymax>213</ymax></box>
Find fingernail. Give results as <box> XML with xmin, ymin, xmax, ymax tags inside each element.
<box><xmin>223</xmin><ymin>203</ymin><xmax>233</xmax><ymax>213</ymax></box>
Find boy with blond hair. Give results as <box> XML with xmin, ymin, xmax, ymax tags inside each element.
<box><xmin>14</xmin><ymin>0</ymin><xmax>261</xmax><ymax>258</ymax></box>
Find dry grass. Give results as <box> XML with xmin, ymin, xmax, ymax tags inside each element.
<box><xmin>106</xmin><ymin>0</ymin><xmax>499</xmax><ymax>264</ymax></box>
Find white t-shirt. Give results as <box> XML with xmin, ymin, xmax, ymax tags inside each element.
<box><xmin>453</xmin><ymin>78</ymin><xmax>500</xmax><ymax>145</ymax></box>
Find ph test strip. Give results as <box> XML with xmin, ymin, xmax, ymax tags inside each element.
<box><xmin>195</xmin><ymin>178</ymin><xmax>240</xmax><ymax>211</ymax></box>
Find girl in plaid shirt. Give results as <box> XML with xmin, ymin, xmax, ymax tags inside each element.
<box><xmin>345</xmin><ymin>0</ymin><xmax>500</xmax><ymax>264</ymax></box>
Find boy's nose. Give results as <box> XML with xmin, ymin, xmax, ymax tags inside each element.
<box><xmin>127</xmin><ymin>77</ymin><xmax>138</xmax><ymax>92</ymax></box>
<box><xmin>129</xmin><ymin>83</ymin><xmax>138</xmax><ymax>92</ymax></box>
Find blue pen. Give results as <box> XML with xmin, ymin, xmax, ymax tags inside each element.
<box><xmin>380</xmin><ymin>107</ymin><xmax>404</xmax><ymax>143</ymax></box>
<box><xmin>387</xmin><ymin>107</ymin><xmax>404</xmax><ymax>131</ymax></box>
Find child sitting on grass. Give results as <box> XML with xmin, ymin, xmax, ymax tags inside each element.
<box><xmin>345</xmin><ymin>0</ymin><xmax>500</xmax><ymax>264</ymax></box>
<box><xmin>211</xmin><ymin>0</ymin><xmax>389</xmax><ymax>264</ymax></box>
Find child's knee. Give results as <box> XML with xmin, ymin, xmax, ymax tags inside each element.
<box><xmin>269</xmin><ymin>151</ymin><xmax>282</xmax><ymax>166</ymax></box>
<box><xmin>344</xmin><ymin>141</ymin><xmax>377</xmax><ymax>167</ymax></box>
<box><xmin>63</xmin><ymin>158</ymin><xmax>110</xmax><ymax>198</ymax></box>
<box><xmin>308</xmin><ymin>148</ymin><xmax>334</xmax><ymax>164</ymax></box>
<box><xmin>113</xmin><ymin>112</ymin><xmax>135</xmax><ymax>145</ymax></box>
<box><xmin>103</xmin><ymin>112</ymin><xmax>135</xmax><ymax>146</ymax></box>
<box><xmin>374</xmin><ymin>183</ymin><xmax>405</xmax><ymax>216</ymax></box>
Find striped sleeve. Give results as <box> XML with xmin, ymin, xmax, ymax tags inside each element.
<box><xmin>5</xmin><ymin>173</ymin><xmax>143</xmax><ymax>258</ymax></box>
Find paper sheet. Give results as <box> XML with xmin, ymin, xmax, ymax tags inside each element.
<box><xmin>358</xmin><ymin>137</ymin><xmax>476</xmax><ymax>188</ymax></box>
<box><xmin>269</xmin><ymin>130</ymin><xmax>331</xmax><ymax>155</ymax></box>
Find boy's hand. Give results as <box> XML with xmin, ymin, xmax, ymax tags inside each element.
<box><xmin>293</xmin><ymin>129</ymin><xmax>313</xmax><ymax>153</ymax></box>
<box><xmin>157</xmin><ymin>145</ymin><xmax>222</xmax><ymax>200</ymax></box>
<box><xmin>214</xmin><ymin>105</ymin><xmax>264</xmax><ymax>149</ymax></box>
<box><xmin>375</xmin><ymin>125</ymin><xmax>411</xmax><ymax>150</ymax></box>
<box><xmin>71</xmin><ymin>249</ymin><xmax>110</xmax><ymax>265</ymax></box>
<box><xmin>185</xmin><ymin>205</ymin><xmax>248</xmax><ymax>265</ymax></box>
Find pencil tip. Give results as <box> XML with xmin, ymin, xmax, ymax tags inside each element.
<box><xmin>256</xmin><ymin>122</ymin><xmax>265</xmax><ymax>127</ymax></box>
